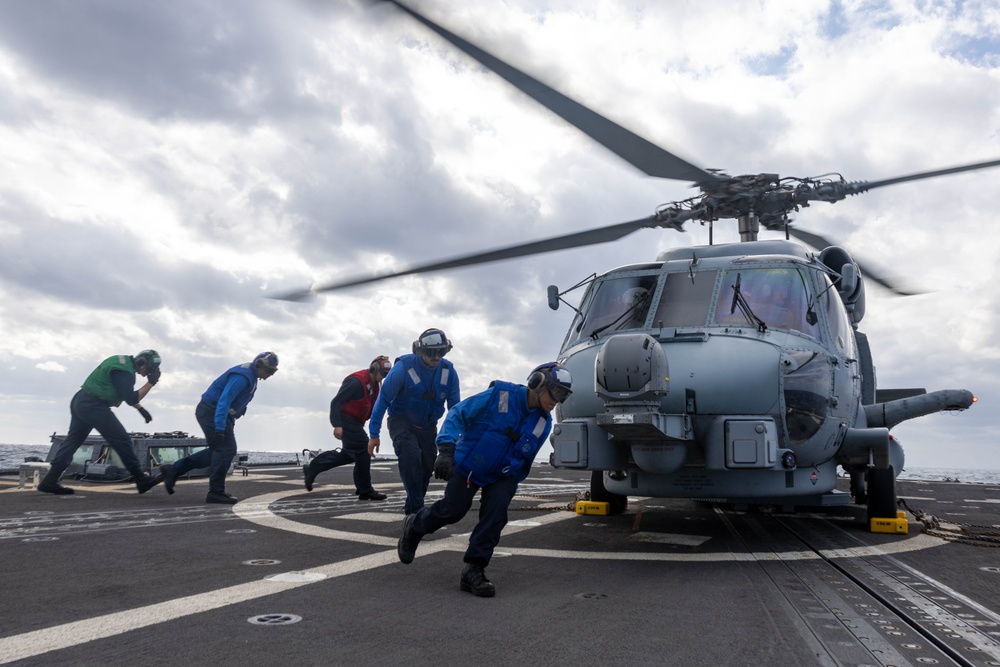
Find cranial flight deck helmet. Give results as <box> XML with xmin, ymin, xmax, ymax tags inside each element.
<box><xmin>134</xmin><ymin>349</ymin><xmax>161</xmax><ymax>371</ymax></box>
<box><xmin>369</xmin><ymin>355</ymin><xmax>392</xmax><ymax>375</ymax></box>
<box><xmin>526</xmin><ymin>362</ymin><xmax>573</xmax><ymax>403</ymax></box>
<box><xmin>412</xmin><ymin>328</ymin><xmax>453</xmax><ymax>357</ymax></box>
<box><xmin>253</xmin><ymin>351</ymin><xmax>279</xmax><ymax>373</ymax></box>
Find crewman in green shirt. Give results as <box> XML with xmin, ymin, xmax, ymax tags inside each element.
<box><xmin>38</xmin><ymin>350</ymin><xmax>163</xmax><ymax>495</ymax></box>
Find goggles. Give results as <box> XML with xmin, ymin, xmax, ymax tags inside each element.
<box><xmin>548</xmin><ymin>385</ymin><xmax>571</xmax><ymax>403</ymax></box>
<box><xmin>546</xmin><ymin>366</ymin><xmax>573</xmax><ymax>403</ymax></box>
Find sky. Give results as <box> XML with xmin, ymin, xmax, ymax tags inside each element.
<box><xmin>0</xmin><ymin>0</ymin><xmax>998</xmax><ymax>470</ymax></box>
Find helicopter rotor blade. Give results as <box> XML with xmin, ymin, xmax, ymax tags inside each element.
<box><xmin>379</xmin><ymin>1</ymin><xmax>720</xmax><ymax>187</ymax></box>
<box><xmin>269</xmin><ymin>215</ymin><xmax>664</xmax><ymax>299</ymax></box>
<box><xmin>785</xmin><ymin>226</ymin><xmax>917</xmax><ymax>296</ymax></box>
<box><xmin>857</xmin><ymin>158</ymin><xmax>1000</xmax><ymax>192</ymax></box>
<box><xmin>784</xmin><ymin>226</ymin><xmax>838</xmax><ymax>254</ymax></box>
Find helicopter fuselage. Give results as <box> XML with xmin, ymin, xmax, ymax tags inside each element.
<box><xmin>550</xmin><ymin>239</ymin><xmax>884</xmax><ymax>505</ymax></box>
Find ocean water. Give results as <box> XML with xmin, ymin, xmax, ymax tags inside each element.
<box><xmin>1</xmin><ymin>443</ymin><xmax>997</xmax><ymax>483</ymax></box>
<box><xmin>0</xmin><ymin>443</ymin><xmax>304</xmax><ymax>472</ymax></box>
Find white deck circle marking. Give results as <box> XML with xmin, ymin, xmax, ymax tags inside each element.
<box><xmin>233</xmin><ymin>489</ymin><xmax>947</xmax><ymax>562</ymax></box>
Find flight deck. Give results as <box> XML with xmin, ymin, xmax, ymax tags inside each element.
<box><xmin>2</xmin><ymin>462</ymin><xmax>999</xmax><ymax>666</ymax></box>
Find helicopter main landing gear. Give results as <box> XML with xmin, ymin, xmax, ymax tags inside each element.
<box><xmin>865</xmin><ymin>465</ymin><xmax>898</xmax><ymax>523</ymax></box>
<box><xmin>591</xmin><ymin>470</ymin><xmax>628</xmax><ymax>515</ymax></box>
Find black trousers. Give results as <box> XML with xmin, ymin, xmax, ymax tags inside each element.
<box><xmin>171</xmin><ymin>400</ymin><xmax>238</xmax><ymax>494</ymax></box>
<box><xmin>307</xmin><ymin>420</ymin><xmax>374</xmax><ymax>494</ymax></box>
<box><xmin>411</xmin><ymin>473</ymin><xmax>518</xmax><ymax>567</ymax></box>
<box><xmin>45</xmin><ymin>390</ymin><xmax>143</xmax><ymax>483</ymax></box>
<box><xmin>389</xmin><ymin>416</ymin><xmax>437</xmax><ymax>515</ymax></box>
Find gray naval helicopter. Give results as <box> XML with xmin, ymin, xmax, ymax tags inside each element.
<box><xmin>276</xmin><ymin>1</ymin><xmax>993</xmax><ymax>520</ymax></box>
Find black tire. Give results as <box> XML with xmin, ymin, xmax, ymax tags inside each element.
<box><xmin>590</xmin><ymin>470</ymin><xmax>628</xmax><ymax>515</ymax></box>
<box><xmin>866</xmin><ymin>466</ymin><xmax>897</xmax><ymax>522</ymax></box>
<box><xmin>849</xmin><ymin>470</ymin><xmax>867</xmax><ymax>505</ymax></box>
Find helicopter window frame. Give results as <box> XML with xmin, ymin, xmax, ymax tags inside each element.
<box><xmin>563</xmin><ymin>269</ymin><xmax>662</xmax><ymax>348</ymax></box>
<box><xmin>651</xmin><ymin>269</ymin><xmax>720</xmax><ymax>329</ymax></box>
<box><xmin>711</xmin><ymin>264</ymin><xmax>820</xmax><ymax>339</ymax></box>
<box><xmin>818</xmin><ymin>271</ymin><xmax>856</xmax><ymax>356</ymax></box>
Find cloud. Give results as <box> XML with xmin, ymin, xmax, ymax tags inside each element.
<box><xmin>35</xmin><ymin>361</ymin><xmax>66</xmax><ymax>373</ymax></box>
<box><xmin>0</xmin><ymin>0</ymin><xmax>997</xmax><ymax>474</ymax></box>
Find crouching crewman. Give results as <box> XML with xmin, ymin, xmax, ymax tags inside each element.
<box><xmin>396</xmin><ymin>362</ymin><xmax>572</xmax><ymax>597</ymax></box>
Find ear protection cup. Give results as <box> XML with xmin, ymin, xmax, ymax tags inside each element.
<box><xmin>369</xmin><ymin>355</ymin><xmax>391</xmax><ymax>375</ymax></box>
<box><xmin>526</xmin><ymin>371</ymin><xmax>545</xmax><ymax>391</ymax></box>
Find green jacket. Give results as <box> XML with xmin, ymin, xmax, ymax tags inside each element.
<box><xmin>81</xmin><ymin>355</ymin><xmax>136</xmax><ymax>407</ymax></box>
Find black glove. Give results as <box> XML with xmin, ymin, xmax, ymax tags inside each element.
<box><xmin>433</xmin><ymin>443</ymin><xmax>456</xmax><ymax>481</ymax></box>
<box><xmin>208</xmin><ymin>430</ymin><xmax>226</xmax><ymax>447</ymax></box>
<box><xmin>137</xmin><ymin>406</ymin><xmax>153</xmax><ymax>423</ymax></box>
<box><xmin>147</xmin><ymin>366</ymin><xmax>161</xmax><ymax>385</ymax></box>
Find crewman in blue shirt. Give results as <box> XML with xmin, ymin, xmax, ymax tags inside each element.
<box><xmin>160</xmin><ymin>351</ymin><xmax>278</xmax><ymax>504</ymax></box>
<box><xmin>396</xmin><ymin>361</ymin><xmax>573</xmax><ymax>597</ymax></box>
<box><xmin>368</xmin><ymin>329</ymin><xmax>460</xmax><ymax>515</ymax></box>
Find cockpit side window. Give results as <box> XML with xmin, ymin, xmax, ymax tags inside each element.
<box><xmin>714</xmin><ymin>267</ymin><xmax>817</xmax><ymax>338</ymax></box>
<box><xmin>566</xmin><ymin>274</ymin><xmax>658</xmax><ymax>346</ymax></box>
<box><xmin>651</xmin><ymin>270</ymin><xmax>718</xmax><ymax>328</ymax></box>
<box><xmin>823</xmin><ymin>273</ymin><xmax>855</xmax><ymax>354</ymax></box>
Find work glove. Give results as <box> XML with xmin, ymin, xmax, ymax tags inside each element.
<box><xmin>208</xmin><ymin>430</ymin><xmax>226</xmax><ymax>447</ymax></box>
<box><xmin>137</xmin><ymin>406</ymin><xmax>153</xmax><ymax>423</ymax></box>
<box><xmin>433</xmin><ymin>443</ymin><xmax>456</xmax><ymax>481</ymax></box>
<box><xmin>147</xmin><ymin>366</ymin><xmax>161</xmax><ymax>385</ymax></box>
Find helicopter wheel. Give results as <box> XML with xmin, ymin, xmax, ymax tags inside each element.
<box><xmin>590</xmin><ymin>470</ymin><xmax>628</xmax><ymax>515</ymax></box>
<box><xmin>848</xmin><ymin>470</ymin><xmax>867</xmax><ymax>505</ymax></box>
<box><xmin>865</xmin><ymin>466</ymin><xmax>897</xmax><ymax>522</ymax></box>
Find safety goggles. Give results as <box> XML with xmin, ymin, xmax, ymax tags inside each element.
<box><xmin>547</xmin><ymin>366</ymin><xmax>573</xmax><ymax>403</ymax></box>
<box><xmin>548</xmin><ymin>385</ymin><xmax>571</xmax><ymax>403</ymax></box>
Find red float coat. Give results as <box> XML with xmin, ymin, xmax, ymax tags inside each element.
<box><xmin>338</xmin><ymin>369</ymin><xmax>380</xmax><ymax>423</ymax></box>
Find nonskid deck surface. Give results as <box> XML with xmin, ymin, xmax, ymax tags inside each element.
<box><xmin>2</xmin><ymin>463</ymin><xmax>999</xmax><ymax>666</ymax></box>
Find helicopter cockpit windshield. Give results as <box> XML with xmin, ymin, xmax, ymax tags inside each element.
<box><xmin>714</xmin><ymin>267</ymin><xmax>817</xmax><ymax>337</ymax></box>
<box><xmin>566</xmin><ymin>273</ymin><xmax>658</xmax><ymax>346</ymax></box>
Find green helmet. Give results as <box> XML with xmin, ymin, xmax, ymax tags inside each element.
<box><xmin>135</xmin><ymin>349</ymin><xmax>161</xmax><ymax>372</ymax></box>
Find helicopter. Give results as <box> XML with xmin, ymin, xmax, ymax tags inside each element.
<box><xmin>275</xmin><ymin>1</ymin><xmax>991</xmax><ymax>519</ymax></box>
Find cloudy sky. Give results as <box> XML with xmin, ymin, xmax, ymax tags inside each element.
<box><xmin>0</xmin><ymin>0</ymin><xmax>997</xmax><ymax>470</ymax></box>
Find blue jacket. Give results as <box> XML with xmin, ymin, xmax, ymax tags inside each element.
<box><xmin>369</xmin><ymin>354</ymin><xmax>460</xmax><ymax>438</ymax></box>
<box><xmin>438</xmin><ymin>381</ymin><xmax>552</xmax><ymax>486</ymax></box>
<box><xmin>201</xmin><ymin>363</ymin><xmax>259</xmax><ymax>431</ymax></box>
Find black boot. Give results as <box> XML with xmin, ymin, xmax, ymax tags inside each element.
<box><xmin>206</xmin><ymin>490</ymin><xmax>238</xmax><ymax>504</ymax></box>
<box><xmin>303</xmin><ymin>463</ymin><xmax>317</xmax><ymax>492</ymax></box>
<box><xmin>134</xmin><ymin>471</ymin><xmax>161</xmax><ymax>494</ymax></box>
<box><xmin>460</xmin><ymin>563</ymin><xmax>496</xmax><ymax>598</ymax></box>
<box><xmin>397</xmin><ymin>514</ymin><xmax>423</xmax><ymax>564</ymax></box>
<box><xmin>359</xmin><ymin>490</ymin><xmax>387</xmax><ymax>500</ymax></box>
<box><xmin>37</xmin><ymin>470</ymin><xmax>74</xmax><ymax>495</ymax></box>
<box><xmin>37</xmin><ymin>480</ymin><xmax>74</xmax><ymax>495</ymax></box>
<box><xmin>160</xmin><ymin>463</ymin><xmax>178</xmax><ymax>495</ymax></box>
